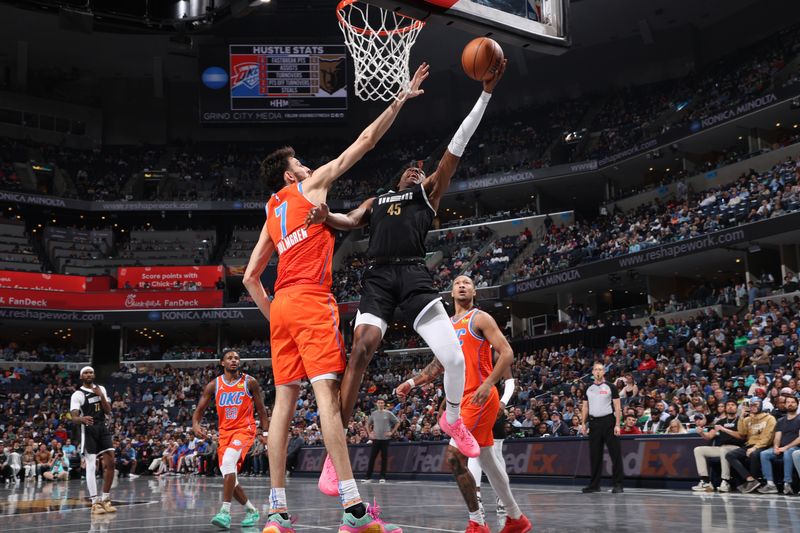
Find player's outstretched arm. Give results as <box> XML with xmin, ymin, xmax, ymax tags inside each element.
<box><xmin>303</xmin><ymin>63</ymin><xmax>429</xmax><ymax>197</ymax></box>
<box><xmin>243</xmin><ymin>220</ymin><xmax>276</xmax><ymax>321</ymax></box>
<box><xmin>422</xmin><ymin>59</ymin><xmax>507</xmax><ymax>211</ymax></box>
<box><xmin>305</xmin><ymin>198</ymin><xmax>374</xmax><ymax>231</ymax></box>
<box><xmin>469</xmin><ymin>310</ymin><xmax>513</xmax><ymax>406</ymax></box>
<box><xmin>191</xmin><ymin>381</ymin><xmax>215</xmax><ymax>440</ymax></box>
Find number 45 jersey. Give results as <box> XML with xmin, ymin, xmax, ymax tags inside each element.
<box><xmin>215</xmin><ymin>374</ymin><xmax>255</xmax><ymax>433</ymax></box>
<box><xmin>266</xmin><ymin>182</ymin><xmax>335</xmax><ymax>293</ymax></box>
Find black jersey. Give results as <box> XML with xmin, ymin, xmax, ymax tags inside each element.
<box><xmin>70</xmin><ymin>386</ymin><xmax>109</xmax><ymax>427</ymax></box>
<box><xmin>367</xmin><ymin>183</ymin><xmax>435</xmax><ymax>259</ymax></box>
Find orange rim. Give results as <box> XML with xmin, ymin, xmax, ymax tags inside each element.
<box><xmin>336</xmin><ymin>0</ymin><xmax>425</xmax><ymax>37</ymax></box>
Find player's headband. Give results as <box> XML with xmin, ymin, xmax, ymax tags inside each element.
<box><xmin>80</xmin><ymin>366</ymin><xmax>94</xmax><ymax>376</ymax></box>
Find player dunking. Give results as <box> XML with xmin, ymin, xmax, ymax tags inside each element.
<box><xmin>243</xmin><ymin>63</ymin><xmax>428</xmax><ymax>533</ymax></box>
<box><xmin>70</xmin><ymin>366</ymin><xmax>117</xmax><ymax>515</ymax></box>
<box><xmin>395</xmin><ymin>276</ymin><xmax>531</xmax><ymax>533</ymax></box>
<box><xmin>192</xmin><ymin>350</ymin><xmax>270</xmax><ymax>530</ymax></box>
<box><xmin>308</xmin><ymin>60</ymin><xmax>507</xmax><ymax>493</ymax></box>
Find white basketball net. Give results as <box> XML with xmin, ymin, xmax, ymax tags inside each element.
<box><xmin>337</xmin><ymin>0</ymin><xmax>425</xmax><ymax>102</ymax></box>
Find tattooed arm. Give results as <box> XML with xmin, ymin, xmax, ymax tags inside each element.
<box><xmin>394</xmin><ymin>358</ymin><xmax>444</xmax><ymax>400</ymax></box>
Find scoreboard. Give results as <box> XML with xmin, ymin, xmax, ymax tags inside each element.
<box><xmin>199</xmin><ymin>44</ymin><xmax>348</xmax><ymax>123</ymax></box>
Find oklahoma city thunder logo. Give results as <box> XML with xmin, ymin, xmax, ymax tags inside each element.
<box><xmin>230</xmin><ymin>63</ymin><xmax>259</xmax><ymax>89</ymax></box>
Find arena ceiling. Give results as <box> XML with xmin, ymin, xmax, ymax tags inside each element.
<box><xmin>0</xmin><ymin>0</ymin><xmax>786</xmax><ymax>84</ymax></box>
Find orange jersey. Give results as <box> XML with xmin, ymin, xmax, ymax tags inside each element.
<box><xmin>266</xmin><ymin>182</ymin><xmax>335</xmax><ymax>293</ymax></box>
<box><xmin>452</xmin><ymin>308</ymin><xmax>494</xmax><ymax>396</ymax></box>
<box><xmin>215</xmin><ymin>374</ymin><xmax>255</xmax><ymax>434</ymax></box>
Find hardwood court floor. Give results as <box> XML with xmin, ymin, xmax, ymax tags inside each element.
<box><xmin>2</xmin><ymin>475</ymin><xmax>799</xmax><ymax>532</ymax></box>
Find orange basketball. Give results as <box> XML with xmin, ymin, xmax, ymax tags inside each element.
<box><xmin>461</xmin><ymin>37</ymin><xmax>504</xmax><ymax>81</ymax></box>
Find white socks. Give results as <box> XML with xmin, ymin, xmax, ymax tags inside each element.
<box><xmin>338</xmin><ymin>478</ymin><xmax>362</xmax><ymax>509</ymax></box>
<box><xmin>245</xmin><ymin>500</ymin><xmax>257</xmax><ymax>512</ymax></box>
<box><xmin>269</xmin><ymin>488</ymin><xmax>287</xmax><ymax>514</ymax></box>
<box><xmin>469</xmin><ymin>508</ymin><xmax>485</xmax><ymax>525</ymax></box>
<box><xmin>221</xmin><ymin>501</ymin><xmax>231</xmax><ymax>513</ymax></box>
<box><xmin>414</xmin><ymin>301</ymin><xmax>466</xmax><ymax>424</ymax></box>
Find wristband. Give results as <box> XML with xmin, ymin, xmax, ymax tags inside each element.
<box><xmin>406</xmin><ymin>378</ymin><xmax>415</xmax><ymax>388</ymax></box>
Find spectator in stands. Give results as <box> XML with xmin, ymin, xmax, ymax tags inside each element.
<box><xmin>757</xmin><ymin>394</ymin><xmax>800</xmax><ymax>494</ymax></box>
<box><xmin>0</xmin><ymin>447</ymin><xmax>18</xmax><ymax>482</ymax></box>
<box><xmin>42</xmin><ymin>452</ymin><xmax>69</xmax><ymax>481</ymax></box>
<box><xmin>692</xmin><ymin>400</ymin><xmax>743</xmax><ymax>492</ymax></box>
<box><xmin>34</xmin><ymin>443</ymin><xmax>51</xmax><ymax>478</ymax></box>
<box><xmin>620</xmin><ymin>414</ymin><xmax>642</xmax><ymax>435</ymax></box>
<box><xmin>116</xmin><ymin>441</ymin><xmax>139</xmax><ymax>478</ymax></box>
<box><xmin>726</xmin><ymin>398</ymin><xmax>776</xmax><ymax>493</ymax></box>
<box><xmin>286</xmin><ymin>427</ymin><xmax>305</xmax><ymax>477</ymax></box>
<box><xmin>547</xmin><ymin>411</ymin><xmax>570</xmax><ymax>437</ymax></box>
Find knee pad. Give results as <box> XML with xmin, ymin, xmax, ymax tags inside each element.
<box><xmin>220</xmin><ymin>448</ymin><xmax>241</xmax><ymax>477</ymax></box>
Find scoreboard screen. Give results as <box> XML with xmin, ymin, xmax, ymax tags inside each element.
<box><xmin>199</xmin><ymin>44</ymin><xmax>348</xmax><ymax>123</ymax></box>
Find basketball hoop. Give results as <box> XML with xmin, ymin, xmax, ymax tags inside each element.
<box><xmin>336</xmin><ymin>0</ymin><xmax>425</xmax><ymax>102</ymax></box>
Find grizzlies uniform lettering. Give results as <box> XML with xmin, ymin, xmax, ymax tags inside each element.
<box><xmin>367</xmin><ymin>183</ymin><xmax>435</xmax><ymax>259</ymax></box>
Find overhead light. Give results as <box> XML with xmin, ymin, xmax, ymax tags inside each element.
<box><xmin>250</xmin><ymin>0</ymin><xmax>271</xmax><ymax>5</ymax></box>
<box><xmin>735</xmin><ymin>258</ymin><xmax>741</xmax><ymax>263</ymax></box>
<box><xmin>776</xmin><ymin>122</ymin><xmax>781</xmax><ymax>127</ymax></box>
<box><xmin>649</xmin><ymin>167</ymin><xmax>654</xmax><ymax>171</ymax></box>
<box><xmin>738</xmin><ymin>136</ymin><xmax>743</xmax><ymax>140</ymax></box>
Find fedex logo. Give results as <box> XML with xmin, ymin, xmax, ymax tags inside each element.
<box><xmin>219</xmin><ymin>391</ymin><xmax>245</xmax><ymax>406</ymax></box>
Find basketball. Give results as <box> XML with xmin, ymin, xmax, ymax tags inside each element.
<box><xmin>461</xmin><ymin>37</ymin><xmax>504</xmax><ymax>81</ymax></box>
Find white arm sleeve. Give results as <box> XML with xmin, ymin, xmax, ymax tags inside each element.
<box><xmin>447</xmin><ymin>91</ymin><xmax>492</xmax><ymax>157</ymax></box>
<box><xmin>70</xmin><ymin>391</ymin><xmax>84</xmax><ymax>413</ymax></box>
<box><xmin>500</xmin><ymin>378</ymin><xmax>515</xmax><ymax>406</ymax></box>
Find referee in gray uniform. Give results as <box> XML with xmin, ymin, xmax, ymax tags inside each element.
<box><xmin>580</xmin><ymin>361</ymin><xmax>624</xmax><ymax>493</ymax></box>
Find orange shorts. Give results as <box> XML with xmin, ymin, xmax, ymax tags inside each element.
<box><xmin>270</xmin><ymin>284</ymin><xmax>346</xmax><ymax>386</ymax></box>
<box><xmin>217</xmin><ymin>430</ymin><xmax>255</xmax><ymax>470</ymax></box>
<box><xmin>460</xmin><ymin>388</ymin><xmax>500</xmax><ymax>448</ymax></box>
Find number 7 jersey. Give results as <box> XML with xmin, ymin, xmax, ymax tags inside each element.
<box><xmin>215</xmin><ymin>374</ymin><xmax>255</xmax><ymax>433</ymax></box>
<box><xmin>266</xmin><ymin>182</ymin><xmax>335</xmax><ymax>293</ymax></box>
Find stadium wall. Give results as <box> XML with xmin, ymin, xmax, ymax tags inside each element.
<box><xmin>294</xmin><ymin>435</ymin><xmax>706</xmax><ymax>481</ymax></box>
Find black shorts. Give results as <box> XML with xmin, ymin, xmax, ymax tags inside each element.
<box><xmin>81</xmin><ymin>424</ymin><xmax>114</xmax><ymax>456</ymax></box>
<box><xmin>493</xmin><ymin>413</ymin><xmax>508</xmax><ymax>440</ymax></box>
<box><xmin>358</xmin><ymin>264</ymin><xmax>441</xmax><ymax>326</ymax></box>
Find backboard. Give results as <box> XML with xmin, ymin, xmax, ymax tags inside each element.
<box><xmin>366</xmin><ymin>0</ymin><xmax>570</xmax><ymax>53</ymax></box>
